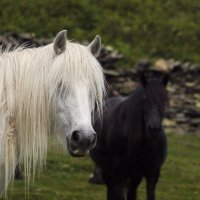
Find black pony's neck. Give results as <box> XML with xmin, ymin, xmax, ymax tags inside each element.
<box><xmin>124</xmin><ymin>85</ymin><xmax>145</xmax><ymax>126</ymax></box>
<box><xmin>106</xmin><ymin>86</ymin><xmax>146</xmax><ymax>147</ymax></box>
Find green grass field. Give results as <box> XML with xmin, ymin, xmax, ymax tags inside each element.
<box><xmin>2</xmin><ymin>133</ymin><xmax>200</xmax><ymax>200</ymax></box>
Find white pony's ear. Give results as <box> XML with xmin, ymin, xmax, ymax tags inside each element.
<box><xmin>88</xmin><ymin>35</ymin><xmax>101</xmax><ymax>57</ymax></box>
<box><xmin>53</xmin><ymin>30</ymin><xmax>67</xmax><ymax>55</ymax></box>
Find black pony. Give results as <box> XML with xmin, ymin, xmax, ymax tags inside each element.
<box><xmin>90</xmin><ymin>70</ymin><xmax>169</xmax><ymax>200</ymax></box>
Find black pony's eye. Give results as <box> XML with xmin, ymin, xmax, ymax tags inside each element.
<box><xmin>142</xmin><ymin>95</ymin><xmax>147</xmax><ymax>101</ymax></box>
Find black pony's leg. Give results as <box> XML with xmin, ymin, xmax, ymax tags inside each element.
<box><xmin>14</xmin><ymin>164</ymin><xmax>23</xmax><ymax>180</ymax></box>
<box><xmin>127</xmin><ymin>174</ymin><xmax>143</xmax><ymax>200</ymax></box>
<box><xmin>89</xmin><ymin>164</ymin><xmax>104</xmax><ymax>184</ymax></box>
<box><xmin>145</xmin><ymin>169</ymin><xmax>160</xmax><ymax>200</ymax></box>
<box><xmin>106</xmin><ymin>183</ymin><xmax>125</xmax><ymax>200</ymax></box>
<box><xmin>102</xmin><ymin>172</ymin><xmax>125</xmax><ymax>200</ymax></box>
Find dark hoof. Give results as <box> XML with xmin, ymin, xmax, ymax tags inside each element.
<box><xmin>88</xmin><ymin>173</ymin><xmax>104</xmax><ymax>185</ymax></box>
<box><xmin>14</xmin><ymin>166</ymin><xmax>23</xmax><ymax>180</ymax></box>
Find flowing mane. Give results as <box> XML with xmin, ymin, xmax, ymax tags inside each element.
<box><xmin>0</xmin><ymin>38</ymin><xmax>105</xmax><ymax>195</ymax></box>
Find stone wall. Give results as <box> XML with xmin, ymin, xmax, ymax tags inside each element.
<box><xmin>0</xmin><ymin>32</ymin><xmax>199</xmax><ymax>134</ymax></box>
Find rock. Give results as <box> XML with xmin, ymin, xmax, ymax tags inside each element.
<box><xmin>98</xmin><ymin>45</ymin><xmax>123</xmax><ymax>69</ymax></box>
<box><xmin>104</xmin><ymin>69</ymin><xmax>120</xmax><ymax>77</ymax></box>
<box><xmin>185</xmin><ymin>109</ymin><xmax>200</xmax><ymax>118</ymax></box>
<box><xmin>154</xmin><ymin>59</ymin><xmax>169</xmax><ymax>72</ymax></box>
<box><xmin>185</xmin><ymin>82</ymin><xmax>196</xmax><ymax>88</ymax></box>
<box><xmin>169</xmin><ymin>60</ymin><xmax>182</xmax><ymax>72</ymax></box>
<box><xmin>176</xmin><ymin>113</ymin><xmax>187</xmax><ymax>123</ymax></box>
<box><xmin>182</xmin><ymin>62</ymin><xmax>191</xmax><ymax>72</ymax></box>
<box><xmin>190</xmin><ymin>119</ymin><xmax>200</xmax><ymax>127</ymax></box>
<box><xmin>163</xmin><ymin>119</ymin><xmax>176</xmax><ymax>127</ymax></box>
<box><xmin>195</xmin><ymin>102</ymin><xmax>200</xmax><ymax>109</ymax></box>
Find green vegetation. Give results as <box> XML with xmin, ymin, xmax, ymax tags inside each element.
<box><xmin>0</xmin><ymin>0</ymin><xmax>200</xmax><ymax>66</ymax></box>
<box><xmin>1</xmin><ymin>133</ymin><xmax>200</xmax><ymax>200</ymax></box>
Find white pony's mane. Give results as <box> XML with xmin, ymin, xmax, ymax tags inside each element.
<box><xmin>0</xmin><ymin>41</ymin><xmax>105</xmax><ymax>195</ymax></box>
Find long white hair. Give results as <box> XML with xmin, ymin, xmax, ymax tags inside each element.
<box><xmin>0</xmin><ymin>30</ymin><xmax>105</xmax><ymax>195</ymax></box>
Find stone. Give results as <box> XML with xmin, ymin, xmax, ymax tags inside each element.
<box><xmin>154</xmin><ymin>59</ymin><xmax>169</xmax><ymax>72</ymax></box>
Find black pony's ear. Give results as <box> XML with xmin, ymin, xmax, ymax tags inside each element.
<box><xmin>140</xmin><ymin>72</ymin><xmax>148</xmax><ymax>87</ymax></box>
<box><xmin>162</xmin><ymin>73</ymin><xmax>170</xmax><ymax>86</ymax></box>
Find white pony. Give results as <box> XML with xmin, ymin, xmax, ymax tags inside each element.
<box><xmin>0</xmin><ymin>30</ymin><xmax>105</xmax><ymax>196</ymax></box>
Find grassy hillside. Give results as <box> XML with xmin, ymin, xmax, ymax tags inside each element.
<box><xmin>1</xmin><ymin>133</ymin><xmax>200</xmax><ymax>200</ymax></box>
<box><xmin>0</xmin><ymin>0</ymin><xmax>200</xmax><ymax>66</ymax></box>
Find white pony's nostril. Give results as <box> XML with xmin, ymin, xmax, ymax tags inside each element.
<box><xmin>71</xmin><ymin>131</ymin><xmax>80</xmax><ymax>143</ymax></box>
<box><xmin>70</xmin><ymin>129</ymin><xmax>97</xmax><ymax>150</ymax></box>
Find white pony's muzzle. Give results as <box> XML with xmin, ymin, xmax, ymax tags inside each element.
<box><xmin>66</xmin><ymin>128</ymin><xmax>97</xmax><ymax>157</ymax></box>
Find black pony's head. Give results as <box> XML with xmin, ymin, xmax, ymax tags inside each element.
<box><xmin>140</xmin><ymin>70</ymin><xmax>169</xmax><ymax>137</ymax></box>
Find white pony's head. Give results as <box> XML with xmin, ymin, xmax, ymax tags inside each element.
<box><xmin>50</xmin><ymin>30</ymin><xmax>104</xmax><ymax>157</ymax></box>
<box><xmin>0</xmin><ymin>30</ymin><xmax>105</xmax><ymax>196</ymax></box>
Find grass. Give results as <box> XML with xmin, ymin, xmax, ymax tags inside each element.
<box><xmin>2</xmin><ymin>133</ymin><xmax>200</xmax><ymax>200</ymax></box>
<box><xmin>0</xmin><ymin>0</ymin><xmax>200</xmax><ymax>66</ymax></box>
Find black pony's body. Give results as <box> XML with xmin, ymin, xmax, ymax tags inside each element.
<box><xmin>90</xmin><ymin>72</ymin><xmax>169</xmax><ymax>200</ymax></box>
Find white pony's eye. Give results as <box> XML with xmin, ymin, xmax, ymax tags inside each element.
<box><xmin>57</xmin><ymin>81</ymin><xmax>68</xmax><ymax>98</ymax></box>
<box><xmin>57</xmin><ymin>81</ymin><xmax>62</xmax><ymax>89</ymax></box>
